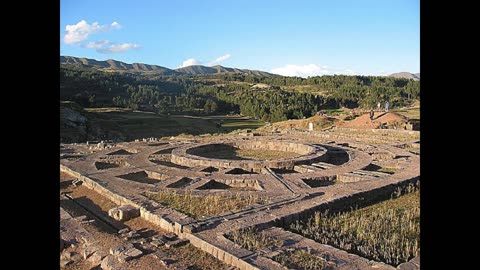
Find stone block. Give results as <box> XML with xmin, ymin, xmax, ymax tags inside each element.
<box><xmin>101</xmin><ymin>255</ymin><xmax>126</xmax><ymax>270</ymax></box>
<box><xmin>82</xmin><ymin>246</ymin><xmax>98</xmax><ymax>259</ymax></box>
<box><xmin>151</xmin><ymin>239</ymin><xmax>165</xmax><ymax>247</ymax></box>
<box><xmin>224</xmin><ymin>253</ymin><xmax>233</xmax><ymax>265</ymax></box>
<box><xmin>165</xmin><ymin>238</ymin><xmax>189</xmax><ymax>248</ymax></box>
<box><xmin>160</xmin><ymin>258</ymin><xmax>176</xmax><ymax>266</ymax></box>
<box><xmin>151</xmin><ymin>250</ymin><xmax>167</xmax><ymax>259</ymax></box>
<box><xmin>409</xmin><ymin>255</ymin><xmax>420</xmax><ymax>267</ymax></box>
<box><xmin>60</xmin><ymin>251</ymin><xmax>74</xmax><ymax>260</ymax></box>
<box><xmin>110</xmin><ymin>243</ymin><xmax>133</xmax><ymax>256</ymax></box>
<box><xmin>124</xmin><ymin>230</ymin><xmax>141</xmax><ymax>240</ymax></box>
<box><xmin>87</xmin><ymin>250</ymin><xmax>104</xmax><ymax>265</ymax></box>
<box><xmin>397</xmin><ymin>262</ymin><xmax>418</xmax><ymax>270</ymax></box>
<box><xmin>117</xmin><ymin>228</ymin><xmax>129</xmax><ymax>234</ymax></box>
<box><xmin>117</xmin><ymin>247</ymin><xmax>143</xmax><ymax>262</ymax></box>
<box><xmin>60</xmin><ymin>260</ymin><xmax>72</xmax><ymax>267</ymax></box>
<box><xmin>163</xmin><ymin>232</ymin><xmax>177</xmax><ymax>241</ymax></box>
<box><xmin>108</xmin><ymin>205</ymin><xmax>140</xmax><ymax>221</ymax></box>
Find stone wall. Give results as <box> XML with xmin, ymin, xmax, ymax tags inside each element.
<box><xmin>186</xmin><ymin>234</ymin><xmax>260</xmax><ymax>270</ymax></box>
<box><xmin>60</xmin><ymin>165</ymin><xmax>177</xmax><ymax>234</ymax></box>
<box><xmin>171</xmin><ymin>141</ymin><xmax>327</xmax><ymax>173</ymax></box>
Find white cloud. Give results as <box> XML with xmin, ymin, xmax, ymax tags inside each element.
<box><xmin>207</xmin><ymin>54</ymin><xmax>231</xmax><ymax>65</ymax></box>
<box><xmin>271</xmin><ymin>64</ymin><xmax>330</xmax><ymax>77</ymax></box>
<box><xmin>97</xmin><ymin>43</ymin><xmax>141</xmax><ymax>54</ymax></box>
<box><xmin>85</xmin><ymin>40</ymin><xmax>110</xmax><ymax>49</ymax></box>
<box><xmin>83</xmin><ymin>40</ymin><xmax>140</xmax><ymax>54</ymax></box>
<box><xmin>178</xmin><ymin>54</ymin><xmax>232</xmax><ymax>68</ymax></box>
<box><xmin>271</xmin><ymin>64</ymin><xmax>358</xmax><ymax>77</ymax></box>
<box><xmin>64</xmin><ymin>20</ymin><xmax>122</xmax><ymax>44</ymax></box>
<box><xmin>110</xmin><ymin>21</ymin><xmax>121</xmax><ymax>29</ymax></box>
<box><xmin>179</xmin><ymin>58</ymin><xmax>201</xmax><ymax>68</ymax></box>
<box><xmin>214</xmin><ymin>54</ymin><xmax>231</xmax><ymax>63</ymax></box>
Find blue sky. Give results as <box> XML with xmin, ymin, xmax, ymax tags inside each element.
<box><xmin>60</xmin><ymin>0</ymin><xmax>419</xmax><ymax>77</ymax></box>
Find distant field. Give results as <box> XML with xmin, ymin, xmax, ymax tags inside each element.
<box><xmin>63</xmin><ymin>108</ymin><xmax>265</xmax><ymax>142</ymax></box>
<box><xmin>85</xmin><ymin>107</ymin><xmax>133</xmax><ymax>113</ymax></box>
<box><xmin>220</xmin><ymin>119</ymin><xmax>264</xmax><ymax>129</ymax></box>
<box><xmin>174</xmin><ymin>115</ymin><xmax>264</xmax><ymax>130</ymax></box>
<box><xmin>281</xmin><ymin>85</ymin><xmax>330</xmax><ymax>96</ymax></box>
<box><xmin>323</xmin><ymin>108</ymin><xmax>345</xmax><ymax>116</ymax></box>
<box><xmin>394</xmin><ymin>107</ymin><xmax>420</xmax><ymax>120</ymax></box>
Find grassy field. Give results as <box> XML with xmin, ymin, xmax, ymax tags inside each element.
<box><xmin>393</xmin><ymin>107</ymin><xmax>420</xmax><ymax>120</ymax></box>
<box><xmin>227</xmin><ymin>228</ymin><xmax>326</xmax><ymax>270</ymax></box>
<box><xmin>274</xmin><ymin>250</ymin><xmax>326</xmax><ymax>270</ymax></box>
<box><xmin>323</xmin><ymin>108</ymin><xmax>346</xmax><ymax>116</ymax></box>
<box><xmin>197</xmin><ymin>147</ymin><xmax>299</xmax><ymax>161</ymax></box>
<box><xmin>84</xmin><ymin>107</ymin><xmax>130</xmax><ymax>113</ymax></box>
<box><xmin>145</xmin><ymin>190</ymin><xmax>267</xmax><ymax>218</ymax></box>
<box><xmin>281</xmin><ymin>85</ymin><xmax>331</xmax><ymax>96</ymax></box>
<box><xmin>220</xmin><ymin>118</ymin><xmax>264</xmax><ymax>129</ymax></box>
<box><xmin>236</xmin><ymin>149</ymin><xmax>299</xmax><ymax>160</ymax></box>
<box><xmin>289</xmin><ymin>190</ymin><xmax>420</xmax><ymax>266</ymax></box>
<box><xmin>228</xmin><ymin>227</ymin><xmax>281</xmax><ymax>251</ymax></box>
<box><xmin>392</xmin><ymin>99</ymin><xmax>420</xmax><ymax>120</ymax></box>
<box><xmin>62</xmin><ymin>106</ymin><xmax>265</xmax><ymax>142</ymax></box>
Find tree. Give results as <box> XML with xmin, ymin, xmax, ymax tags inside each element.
<box><xmin>88</xmin><ymin>95</ymin><xmax>96</xmax><ymax>107</ymax></box>
<box><xmin>204</xmin><ymin>99</ymin><xmax>217</xmax><ymax>114</ymax></box>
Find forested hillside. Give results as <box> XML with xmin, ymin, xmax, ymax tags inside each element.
<box><xmin>60</xmin><ymin>62</ymin><xmax>420</xmax><ymax>123</ymax></box>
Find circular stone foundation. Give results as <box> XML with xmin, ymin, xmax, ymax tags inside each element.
<box><xmin>170</xmin><ymin>140</ymin><xmax>328</xmax><ymax>173</ymax></box>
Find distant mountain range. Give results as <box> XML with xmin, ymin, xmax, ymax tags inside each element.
<box><xmin>60</xmin><ymin>55</ymin><xmax>177</xmax><ymax>74</ymax></box>
<box><xmin>388</xmin><ymin>72</ymin><xmax>420</xmax><ymax>81</ymax></box>
<box><xmin>61</xmin><ymin>55</ymin><xmax>419</xmax><ymax>79</ymax></box>
<box><xmin>60</xmin><ymin>55</ymin><xmax>276</xmax><ymax>76</ymax></box>
<box><xmin>175</xmin><ymin>64</ymin><xmax>275</xmax><ymax>76</ymax></box>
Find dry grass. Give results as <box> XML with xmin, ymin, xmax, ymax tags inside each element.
<box><xmin>227</xmin><ymin>227</ymin><xmax>281</xmax><ymax>251</ymax></box>
<box><xmin>145</xmin><ymin>190</ymin><xmax>267</xmax><ymax>218</ymax></box>
<box><xmin>198</xmin><ymin>147</ymin><xmax>299</xmax><ymax>160</ymax></box>
<box><xmin>169</xmin><ymin>244</ymin><xmax>232</xmax><ymax>270</ymax></box>
<box><xmin>84</xmin><ymin>107</ymin><xmax>131</xmax><ymax>113</ymax></box>
<box><xmin>258</xmin><ymin>114</ymin><xmax>337</xmax><ymax>132</ymax></box>
<box><xmin>236</xmin><ymin>149</ymin><xmax>299</xmax><ymax>160</ymax></box>
<box><xmin>274</xmin><ymin>249</ymin><xmax>326</xmax><ymax>270</ymax></box>
<box><xmin>227</xmin><ymin>228</ymin><xmax>326</xmax><ymax>269</ymax></box>
<box><xmin>394</xmin><ymin>107</ymin><xmax>420</xmax><ymax>120</ymax></box>
<box><xmin>289</xmin><ymin>190</ymin><xmax>420</xmax><ymax>266</ymax></box>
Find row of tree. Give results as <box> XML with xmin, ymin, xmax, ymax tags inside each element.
<box><xmin>60</xmin><ymin>65</ymin><xmax>420</xmax><ymax>122</ymax></box>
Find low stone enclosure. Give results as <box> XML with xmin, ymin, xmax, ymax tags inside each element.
<box><xmin>172</xmin><ymin>141</ymin><xmax>327</xmax><ymax>173</ymax></box>
<box><xmin>60</xmin><ymin>128</ymin><xmax>420</xmax><ymax>270</ymax></box>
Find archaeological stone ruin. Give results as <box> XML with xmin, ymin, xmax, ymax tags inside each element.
<box><xmin>60</xmin><ymin>127</ymin><xmax>420</xmax><ymax>269</ymax></box>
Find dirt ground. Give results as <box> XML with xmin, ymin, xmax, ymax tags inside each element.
<box><xmin>258</xmin><ymin>114</ymin><xmax>337</xmax><ymax>131</ymax></box>
<box><xmin>339</xmin><ymin>112</ymin><xmax>407</xmax><ymax>129</ymax></box>
<box><xmin>60</xmin><ymin>172</ymin><xmax>232</xmax><ymax>270</ymax></box>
